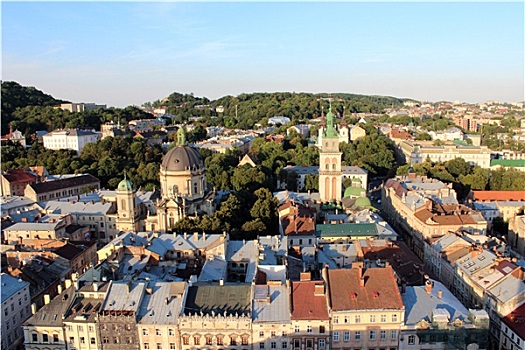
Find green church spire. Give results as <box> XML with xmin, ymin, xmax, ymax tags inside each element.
<box><xmin>177</xmin><ymin>126</ymin><xmax>187</xmax><ymax>146</ymax></box>
<box><xmin>324</xmin><ymin>102</ymin><xmax>340</xmax><ymax>139</ymax></box>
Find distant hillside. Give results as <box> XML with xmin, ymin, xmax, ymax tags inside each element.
<box><xmin>1</xmin><ymin>81</ymin><xmax>67</xmax><ymax>134</ymax></box>
<box><xmin>150</xmin><ymin>91</ymin><xmax>404</xmax><ymax>129</ymax></box>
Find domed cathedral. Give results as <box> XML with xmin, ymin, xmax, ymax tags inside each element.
<box><xmin>115</xmin><ymin>175</ymin><xmax>140</xmax><ymax>232</ymax></box>
<box><xmin>156</xmin><ymin>126</ymin><xmax>215</xmax><ymax>232</ymax></box>
<box><xmin>319</xmin><ymin>104</ymin><xmax>344</xmax><ymax>202</ymax></box>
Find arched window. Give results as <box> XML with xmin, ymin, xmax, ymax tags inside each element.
<box><xmin>332</xmin><ymin>177</ymin><xmax>337</xmax><ymax>199</ymax></box>
<box><xmin>121</xmin><ymin>199</ymin><xmax>126</xmax><ymax>211</ymax></box>
<box><xmin>325</xmin><ymin>177</ymin><xmax>330</xmax><ymax>198</ymax></box>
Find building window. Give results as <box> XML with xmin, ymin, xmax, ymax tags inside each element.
<box><xmin>260</xmin><ymin>343</ymin><xmax>265</xmax><ymax>349</ymax></box>
<box><xmin>355</xmin><ymin>331</ymin><xmax>361</xmax><ymax>340</ymax></box>
<box><xmin>319</xmin><ymin>339</ymin><xmax>326</xmax><ymax>348</ymax></box>
<box><xmin>306</xmin><ymin>339</ymin><xmax>313</xmax><ymax>349</ymax></box>
<box><xmin>183</xmin><ymin>336</ymin><xmax>189</xmax><ymax>345</ymax></box>
<box><xmin>114</xmin><ymin>336</ymin><xmax>120</xmax><ymax>344</ymax></box>
<box><xmin>242</xmin><ymin>336</ymin><xmax>249</xmax><ymax>345</ymax></box>
<box><xmin>355</xmin><ymin>315</ymin><xmax>361</xmax><ymax>323</ymax></box>
<box><xmin>80</xmin><ymin>337</ymin><xmax>85</xmax><ymax>344</ymax></box>
<box><xmin>344</xmin><ymin>331</ymin><xmax>350</xmax><ymax>341</ymax></box>
<box><xmin>88</xmin><ymin>326</ymin><xmax>94</xmax><ymax>332</ymax></box>
<box><xmin>170</xmin><ymin>343</ymin><xmax>176</xmax><ymax>350</ymax></box>
<box><xmin>344</xmin><ymin>316</ymin><xmax>349</xmax><ymax>323</ymax></box>
<box><xmin>103</xmin><ymin>337</ymin><xmax>108</xmax><ymax>344</ymax></box>
<box><xmin>157</xmin><ymin>343</ymin><xmax>162</xmax><ymax>349</ymax></box>
<box><xmin>143</xmin><ymin>329</ymin><xmax>148</xmax><ymax>336</ymax></box>
<box><xmin>169</xmin><ymin>329</ymin><xmax>175</xmax><ymax>336</ymax></box>
<box><xmin>194</xmin><ymin>336</ymin><xmax>200</xmax><ymax>345</ymax></box>
<box><xmin>380</xmin><ymin>330</ymin><xmax>386</xmax><ymax>340</ymax></box>
<box><xmin>370</xmin><ymin>315</ymin><xmax>376</xmax><ymax>323</ymax></box>
<box><xmin>260</xmin><ymin>331</ymin><xmax>265</xmax><ymax>337</ymax></box>
<box><xmin>206</xmin><ymin>336</ymin><xmax>213</xmax><ymax>345</ymax></box>
<box><xmin>42</xmin><ymin>334</ymin><xmax>49</xmax><ymax>343</ymax></box>
<box><xmin>333</xmin><ymin>332</ymin><xmax>340</xmax><ymax>342</ymax></box>
<box><xmin>408</xmin><ymin>335</ymin><xmax>415</xmax><ymax>345</ymax></box>
<box><xmin>271</xmin><ymin>341</ymin><xmax>277</xmax><ymax>349</ymax></box>
<box><xmin>230</xmin><ymin>336</ymin><xmax>237</xmax><ymax>345</ymax></box>
<box><xmin>91</xmin><ymin>338</ymin><xmax>96</xmax><ymax>344</ymax></box>
<box><xmin>144</xmin><ymin>343</ymin><xmax>150</xmax><ymax>349</ymax></box>
<box><xmin>307</xmin><ymin>326</ymin><xmax>313</xmax><ymax>333</ymax></box>
<box><xmin>156</xmin><ymin>329</ymin><xmax>161</xmax><ymax>336</ymax></box>
<box><xmin>295</xmin><ymin>325</ymin><xmax>300</xmax><ymax>333</ymax></box>
<box><xmin>282</xmin><ymin>341</ymin><xmax>288</xmax><ymax>348</ymax></box>
<box><xmin>217</xmin><ymin>336</ymin><xmax>223</xmax><ymax>345</ymax></box>
<box><xmin>333</xmin><ymin>316</ymin><xmax>339</xmax><ymax>324</ymax></box>
<box><xmin>391</xmin><ymin>330</ymin><xmax>397</xmax><ymax>340</ymax></box>
<box><xmin>271</xmin><ymin>331</ymin><xmax>276</xmax><ymax>337</ymax></box>
<box><xmin>32</xmin><ymin>333</ymin><xmax>38</xmax><ymax>342</ymax></box>
<box><xmin>294</xmin><ymin>339</ymin><xmax>301</xmax><ymax>349</ymax></box>
<box><xmin>392</xmin><ymin>314</ymin><xmax>398</xmax><ymax>322</ymax></box>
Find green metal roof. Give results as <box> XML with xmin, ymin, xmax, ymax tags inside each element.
<box><xmin>491</xmin><ymin>159</ymin><xmax>525</xmax><ymax>168</ymax></box>
<box><xmin>344</xmin><ymin>186</ymin><xmax>365</xmax><ymax>198</ymax></box>
<box><xmin>354</xmin><ymin>196</ymin><xmax>372</xmax><ymax>207</ymax></box>
<box><xmin>323</xmin><ymin>105</ymin><xmax>340</xmax><ymax>139</ymax></box>
<box><xmin>316</xmin><ymin>223</ymin><xmax>377</xmax><ymax>237</ymax></box>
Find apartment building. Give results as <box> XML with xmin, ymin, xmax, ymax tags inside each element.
<box><xmin>290</xmin><ymin>278</ymin><xmax>331</xmax><ymax>350</ymax></box>
<box><xmin>398</xmin><ymin>140</ymin><xmax>491</xmax><ymax>168</ymax></box>
<box><xmin>2</xmin><ymin>273</ymin><xmax>32</xmax><ymax>350</ymax></box>
<box><xmin>42</xmin><ymin>128</ymin><xmax>101</xmax><ymax>154</ymax></box>
<box><xmin>326</xmin><ymin>267</ymin><xmax>405</xmax><ymax>350</ymax></box>
<box><xmin>136</xmin><ymin>282</ymin><xmax>186</xmax><ymax>350</ymax></box>
<box><xmin>179</xmin><ymin>284</ymin><xmax>252</xmax><ymax>350</ymax></box>
<box><xmin>252</xmin><ymin>283</ymin><xmax>292</xmax><ymax>350</ymax></box>
<box><xmin>25</xmin><ymin>174</ymin><xmax>101</xmax><ymax>202</ymax></box>
<box><xmin>400</xmin><ymin>279</ymin><xmax>489</xmax><ymax>350</ymax></box>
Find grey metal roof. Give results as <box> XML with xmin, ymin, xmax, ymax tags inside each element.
<box><xmin>3</xmin><ymin>222</ymin><xmax>59</xmax><ymax>231</ymax></box>
<box><xmin>227</xmin><ymin>240</ymin><xmax>258</xmax><ymax>262</ymax></box>
<box><xmin>402</xmin><ymin>280</ymin><xmax>469</xmax><ymax>325</ymax></box>
<box><xmin>198</xmin><ymin>256</ymin><xmax>227</xmax><ymax>282</ymax></box>
<box><xmin>24</xmin><ymin>286</ymin><xmax>76</xmax><ymax>327</ymax></box>
<box><xmin>487</xmin><ymin>275</ymin><xmax>525</xmax><ymax>303</ymax></box>
<box><xmin>1</xmin><ymin>273</ymin><xmax>29</xmax><ymax>303</ymax></box>
<box><xmin>252</xmin><ymin>284</ymin><xmax>291</xmax><ymax>323</ymax></box>
<box><xmin>45</xmin><ymin>200</ymin><xmax>113</xmax><ymax>216</ymax></box>
<box><xmin>101</xmin><ymin>281</ymin><xmax>146</xmax><ymax>312</ymax></box>
<box><xmin>137</xmin><ymin>282</ymin><xmax>186</xmax><ymax>325</ymax></box>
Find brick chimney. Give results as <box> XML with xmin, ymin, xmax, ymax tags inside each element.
<box><xmin>425</xmin><ymin>279</ymin><xmax>433</xmax><ymax>294</ymax></box>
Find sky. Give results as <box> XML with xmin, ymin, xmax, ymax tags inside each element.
<box><xmin>2</xmin><ymin>1</ymin><xmax>524</xmax><ymax>107</ymax></box>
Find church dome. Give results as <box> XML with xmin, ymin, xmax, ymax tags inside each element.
<box><xmin>161</xmin><ymin>145</ymin><xmax>204</xmax><ymax>172</ymax></box>
<box><xmin>354</xmin><ymin>196</ymin><xmax>372</xmax><ymax>208</ymax></box>
<box><xmin>344</xmin><ymin>186</ymin><xmax>365</xmax><ymax>198</ymax></box>
<box><xmin>117</xmin><ymin>177</ymin><xmax>133</xmax><ymax>191</ymax></box>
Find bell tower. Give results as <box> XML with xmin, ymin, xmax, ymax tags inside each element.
<box><xmin>115</xmin><ymin>174</ymin><xmax>140</xmax><ymax>232</ymax></box>
<box><xmin>319</xmin><ymin>103</ymin><xmax>343</xmax><ymax>201</ymax></box>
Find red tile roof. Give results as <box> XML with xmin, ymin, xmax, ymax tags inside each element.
<box><xmin>291</xmin><ymin>280</ymin><xmax>329</xmax><ymax>320</ymax></box>
<box><xmin>501</xmin><ymin>303</ymin><xmax>525</xmax><ymax>339</ymax></box>
<box><xmin>328</xmin><ymin>267</ymin><xmax>404</xmax><ymax>311</ymax></box>
<box><xmin>472</xmin><ymin>190</ymin><xmax>525</xmax><ymax>202</ymax></box>
<box><xmin>2</xmin><ymin>168</ymin><xmax>37</xmax><ymax>184</ymax></box>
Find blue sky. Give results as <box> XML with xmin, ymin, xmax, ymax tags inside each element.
<box><xmin>2</xmin><ymin>2</ymin><xmax>524</xmax><ymax>107</ymax></box>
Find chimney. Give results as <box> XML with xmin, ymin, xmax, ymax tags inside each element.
<box><xmin>202</xmin><ymin>233</ymin><xmax>205</xmax><ymax>241</ymax></box>
<box><xmin>57</xmin><ymin>284</ymin><xmax>63</xmax><ymax>294</ymax></box>
<box><xmin>31</xmin><ymin>303</ymin><xmax>37</xmax><ymax>315</ymax></box>
<box><xmin>314</xmin><ymin>283</ymin><xmax>325</xmax><ymax>296</ymax></box>
<box><xmin>184</xmin><ymin>232</ymin><xmax>187</xmax><ymax>240</ymax></box>
<box><xmin>425</xmin><ymin>279</ymin><xmax>433</xmax><ymax>294</ymax></box>
<box><xmin>65</xmin><ymin>279</ymin><xmax>72</xmax><ymax>288</ymax></box>
<box><xmin>44</xmin><ymin>294</ymin><xmax>51</xmax><ymax>305</ymax></box>
<box><xmin>437</xmin><ymin>290</ymin><xmax>443</xmax><ymax>299</ymax></box>
<box><xmin>93</xmin><ymin>282</ymin><xmax>98</xmax><ymax>292</ymax></box>
<box><xmin>359</xmin><ymin>276</ymin><xmax>365</xmax><ymax>288</ymax></box>
<box><xmin>193</xmin><ymin>232</ymin><xmax>198</xmax><ymax>241</ymax></box>
<box><xmin>401</xmin><ymin>280</ymin><xmax>407</xmax><ymax>294</ymax></box>
<box><xmin>300</xmin><ymin>272</ymin><xmax>311</xmax><ymax>281</ymax></box>
<box><xmin>342</xmin><ymin>245</ymin><xmax>347</xmax><ymax>252</ymax></box>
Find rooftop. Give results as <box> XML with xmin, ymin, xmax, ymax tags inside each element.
<box><xmin>252</xmin><ymin>284</ymin><xmax>290</xmax><ymax>323</ymax></box>
<box><xmin>184</xmin><ymin>283</ymin><xmax>252</xmax><ymax>317</ymax></box>
<box><xmin>1</xmin><ymin>273</ymin><xmax>29</xmax><ymax>303</ymax></box>
<box><xmin>291</xmin><ymin>280</ymin><xmax>329</xmax><ymax>320</ymax></box>
<box><xmin>328</xmin><ymin>267</ymin><xmax>404</xmax><ymax>311</ymax></box>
